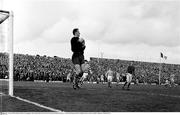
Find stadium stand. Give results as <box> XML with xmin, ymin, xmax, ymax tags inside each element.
<box><xmin>0</xmin><ymin>52</ymin><xmax>180</xmax><ymax>85</ymax></box>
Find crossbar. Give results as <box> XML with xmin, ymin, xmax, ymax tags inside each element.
<box><xmin>0</xmin><ymin>10</ymin><xmax>10</xmax><ymax>14</ymax></box>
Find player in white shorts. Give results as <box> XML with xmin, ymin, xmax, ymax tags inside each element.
<box><xmin>66</xmin><ymin>71</ymin><xmax>72</xmax><ymax>82</ymax></box>
<box><xmin>164</xmin><ymin>78</ymin><xmax>170</xmax><ymax>87</ymax></box>
<box><xmin>105</xmin><ymin>68</ymin><xmax>113</xmax><ymax>88</ymax></box>
<box><xmin>170</xmin><ymin>74</ymin><xmax>175</xmax><ymax>87</ymax></box>
<box><xmin>126</xmin><ymin>73</ymin><xmax>133</xmax><ymax>83</ymax></box>
<box><xmin>100</xmin><ymin>74</ymin><xmax>105</xmax><ymax>84</ymax></box>
<box><xmin>116</xmin><ymin>71</ymin><xmax>121</xmax><ymax>86</ymax></box>
<box><xmin>122</xmin><ymin>61</ymin><xmax>135</xmax><ymax>90</ymax></box>
<box><xmin>79</xmin><ymin>60</ymin><xmax>91</xmax><ymax>86</ymax></box>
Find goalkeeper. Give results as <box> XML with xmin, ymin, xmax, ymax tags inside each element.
<box><xmin>70</xmin><ymin>28</ymin><xmax>86</xmax><ymax>89</ymax></box>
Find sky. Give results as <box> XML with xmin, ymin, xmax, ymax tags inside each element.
<box><xmin>0</xmin><ymin>0</ymin><xmax>180</xmax><ymax>64</ymax></box>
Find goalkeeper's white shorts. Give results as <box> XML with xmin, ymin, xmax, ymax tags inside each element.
<box><xmin>126</xmin><ymin>73</ymin><xmax>132</xmax><ymax>83</ymax></box>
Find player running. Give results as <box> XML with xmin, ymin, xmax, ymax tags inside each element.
<box><xmin>70</xmin><ymin>28</ymin><xmax>86</xmax><ymax>89</ymax></box>
<box><xmin>164</xmin><ymin>78</ymin><xmax>170</xmax><ymax>87</ymax></box>
<box><xmin>66</xmin><ymin>70</ymin><xmax>72</xmax><ymax>82</ymax></box>
<box><xmin>79</xmin><ymin>60</ymin><xmax>91</xmax><ymax>86</ymax></box>
<box><xmin>164</xmin><ymin>74</ymin><xmax>176</xmax><ymax>88</ymax></box>
<box><xmin>105</xmin><ymin>68</ymin><xmax>114</xmax><ymax>88</ymax></box>
<box><xmin>116</xmin><ymin>71</ymin><xmax>121</xmax><ymax>86</ymax></box>
<box><xmin>170</xmin><ymin>74</ymin><xmax>176</xmax><ymax>87</ymax></box>
<box><xmin>100</xmin><ymin>74</ymin><xmax>105</xmax><ymax>84</ymax></box>
<box><xmin>122</xmin><ymin>61</ymin><xmax>135</xmax><ymax>90</ymax></box>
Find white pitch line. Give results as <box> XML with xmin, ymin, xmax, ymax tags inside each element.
<box><xmin>11</xmin><ymin>95</ymin><xmax>64</xmax><ymax>112</ymax></box>
<box><xmin>125</xmin><ymin>91</ymin><xmax>180</xmax><ymax>98</ymax></box>
<box><xmin>154</xmin><ymin>93</ymin><xmax>180</xmax><ymax>98</ymax></box>
<box><xmin>0</xmin><ymin>92</ymin><xmax>64</xmax><ymax>112</ymax></box>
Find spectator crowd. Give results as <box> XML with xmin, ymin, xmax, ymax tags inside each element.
<box><xmin>0</xmin><ymin>52</ymin><xmax>180</xmax><ymax>84</ymax></box>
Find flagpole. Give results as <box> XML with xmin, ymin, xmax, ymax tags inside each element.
<box><xmin>159</xmin><ymin>53</ymin><xmax>162</xmax><ymax>85</ymax></box>
<box><xmin>159</xmin><ymin>60</ymin><xmax>161</xmax><ymax>85</ymax></box>
<box><xmin>159</xmin><ymin>52</ymin><xmax>167</xmax><ymax>85</ymax></box>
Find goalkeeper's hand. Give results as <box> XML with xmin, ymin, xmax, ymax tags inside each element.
<box><xmin>79</xmin><ymin>38</ymin><xmax>86</xmax><ymax>49</ymax></box>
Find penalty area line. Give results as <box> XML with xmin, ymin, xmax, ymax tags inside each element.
<box><xmin>126</xmin><ymin>91</ymin><xmax>180</xmax><ymax>99</ymax></box>
<box><xmin>11</xmin><ymin>95</ymin><xmax>64</xmax><ymax>112</ymax></box>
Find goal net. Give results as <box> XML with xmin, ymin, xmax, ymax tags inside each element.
<box><xmin>0</xmin><ymin>10</ymin><xmax>13</xmax><ymax>96</ymax></box>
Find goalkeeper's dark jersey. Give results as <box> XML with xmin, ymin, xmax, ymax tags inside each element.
<box><xmin>71</xmin><ymin>37</ymin><xmax>85</xmax><ymax>54</ymax></box>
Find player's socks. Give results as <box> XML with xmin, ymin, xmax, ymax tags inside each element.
<box><xmin>127</xmin><ymin>83</ymin><xmax>131</xmax><ymax>90</ymax></box>
<box><xmin>123</xmin><ymin>82</ymin><xmax>127</xmax><ymax>87</ymax></box>
<box><xmin>73</xmin><ymin>78</ymin><xmax>77</xmax><ymax>90</ymax></box>
<box><xmin>76</xmin><ymin>73</ymin><xmax>83</xmax><ymax>88</ymax></box>
<box><xmin>108</xmin><ymin>82</ymin><xmax>110</xmax><ymax>88</ymax></box>
<box><xmin>73</xmin><ymin>74</ymin><xmax>79</xmax><ymax>89</ymax></box>
<box><xmin>76</xmin><ymin>78</ymin><xmax>80</xmax><ymax>88</ymax></box>
<box><xmin>122</xmin><ymin>82</ymin><xmax>127</xmax><ymax>90</ymax></box>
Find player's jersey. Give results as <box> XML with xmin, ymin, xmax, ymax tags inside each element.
<box><xmin>127</xmin><ymin>66</ymin><xmax>135</xmax><ymax>75</ymax></box>
<box><xmin>116</xmin><ymin>72</ymin><xmax>120</xmax><ymax>80</ymax></box>
<box><xmin>106</xmin><ymin>70</ymin><xmax>113</xmax><ymax>77</ymax></box>
<box><xmin>170</xmin><ymin>77</ymin><xmax>174</xmax><ymax>83</ymax></box>
<box><xmin>165</xmin><ymin>80</ymin><xmax>169</xmax><ymax>84</ymax></box>
<box><xmin>101</xmin><ymin>74</ymin><xmax>104</xmax><ymax>81</ymax></box>
<box><xmin>71</xmin><ymin>37</ymin><xmax>85</xmax><ymax>54</ymax></box>
<box><xmin>67</xmin><ymin>73</ymin><xmax>71</xmax><ymax>80</ymax></box>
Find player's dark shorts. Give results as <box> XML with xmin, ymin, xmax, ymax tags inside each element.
<box><xmin>72</xmin><ymin>52</ymin><xmax>84</xmax><ymax>65</ymax></box>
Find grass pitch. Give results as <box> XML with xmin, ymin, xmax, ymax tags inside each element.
<box><xmin>1</xmin><ymin>81</ymin><xmax>180</xmax><ymax>112</ymax></box>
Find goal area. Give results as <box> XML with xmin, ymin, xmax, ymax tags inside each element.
<box><xmin>0</xmin><ymin>10</ymin><xmax>13</xmax><ymax>96</ymax></box>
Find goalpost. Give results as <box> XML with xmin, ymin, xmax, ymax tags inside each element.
<box><xmin>0</xmin><ymin>10</ymin><xmax>14</xmax><ymax>96</ymax></box>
